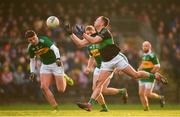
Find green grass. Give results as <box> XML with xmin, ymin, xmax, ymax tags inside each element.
<box><xmin>0</xmin><ymin>104</ymin><xmax>179</xmax><ymax>116</ymax></box>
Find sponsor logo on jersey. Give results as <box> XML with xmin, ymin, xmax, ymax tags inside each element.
<box><xmin>141</xmin><ymin>61</ymin><xmax>154</xmax><ymax>69</ymax></box>
<box><xmin>34</xmin><ymin>47</ymin><xmax>50</xmax><ymax>56</ymax></box>
<box><xmin>90</xmin><ymin>49</ymin><xmax>100</xmax><ymax>57</ymax></box>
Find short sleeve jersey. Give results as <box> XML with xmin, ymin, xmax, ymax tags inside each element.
<box><xmin>140</xmin><ymin>52</ymin><xmax>160</xmax><ymax>82</ymax></box>
<box><xmin>27</xmin><ymin>36</ymin><xmax>56</xmax><ymax>65</ymax></box>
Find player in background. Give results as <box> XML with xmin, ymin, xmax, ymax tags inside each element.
<box><xmin>74</xmin><ymin>16</ymin><xmax>168</xmax><ymax>111</ymax></box>
<box><xmin>26</xmin><ymin>30</ymin><xmax>73</xmax><ymax>111</ymax></box>
<box><xmin>138</xmin><ymin>41</ymin><xmax>165</xmax><ymax>111</ymax></box>
<box><xmin>64</xmin><ymin>25</ymin><xmax>128</xmax><ymax>112</ymax></box>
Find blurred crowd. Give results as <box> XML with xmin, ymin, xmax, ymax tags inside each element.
<box><xmin>0</xmin><ymin>0</ymin><xmax>179</xmax><ymax>103</ymax></box>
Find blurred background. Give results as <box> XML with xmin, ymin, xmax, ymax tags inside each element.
<box><xmin>0</xmin><ymin>0</ymin><xmax>179</xmax><ymax>105</ymax></box>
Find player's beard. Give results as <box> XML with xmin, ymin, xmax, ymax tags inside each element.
<box><xmin>143</xmin><ymin>49</ymin><xmax>149</xmax><ymax>53</ymax></box>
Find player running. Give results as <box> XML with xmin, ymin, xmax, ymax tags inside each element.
<box><xmin>138</xmin><ymin>41</ymin><xmax>165</xmax><ymax>111</ymax></box>
<box><xmin>74</xmin><ymin>16</ymin><xmax>168</xmax><ymax>111</ymax></box>
<box><xmin>64</xmin><ymin>25</ymin><xmax>128</xmax><ymax>112</ymax></box>
<box><xmin>26</xmin><ymin>30</ymin><xmax>73</xmax><ymax>111</ymax></box>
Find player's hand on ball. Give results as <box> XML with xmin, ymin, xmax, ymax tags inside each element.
<box><xmin>64</xmin><ymin>24</ymin><xmax>73</xmax><ymax>35</ymax></box>
<box><xmin>56</xmin><ymin>58</ymin><xmax>63</xmax><ymax>67</ymax></box>
<box><xmin>29</xmin><ymin>72</ymin><xmax>37</xmax><ymax>82</ymax></box>
<box><xmin>75</xmin><ymin>25</ymin><xmax>85</xmax><ymax>36</ymax></box>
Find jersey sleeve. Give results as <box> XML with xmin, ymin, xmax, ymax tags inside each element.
<box><xmin>27</xmin><ymin>45</ymin><xmax>35</xmax><ymax>58</ymax></box>
<box><xmin>40</xmin><ymin>36</ymin><xmax>54</xmax><ymax>48</ymax></box>
<box><xmin>151</xmin><ymin>53</ymin><xmax>160</xmax><ymax>65</ymax></box>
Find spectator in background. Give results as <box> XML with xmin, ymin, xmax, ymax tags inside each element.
<box><xmin>13</xmin><ymin>65</ymin><xmax>28</xmax><ymax>97</ymax></box>
<box><xmin>0</xmin><ymin>64</ymin><xmax>15</xmax><ymax>98</ymax></box>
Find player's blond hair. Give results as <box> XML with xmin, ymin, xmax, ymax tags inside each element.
<box><xmin>85</xmin><ymin>25</ymin><xmax>95</xmax><ymax>32</ymax></box>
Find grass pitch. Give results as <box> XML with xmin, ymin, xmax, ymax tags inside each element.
<box><xmin>0</xmin><ymin>104</ymin><xmax>179</xmax><ymax>116</ymax></box>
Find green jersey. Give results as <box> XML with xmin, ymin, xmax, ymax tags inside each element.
<box><xmin>139</xmin><ymin>52</ymin><xmax>160</xmax><ymax>82</ymax></box>
<box><xmin>87</xmin><ymin>33</ymin><xmax>103</xmax><ymax>68</ymax></box>
<box><xmin>97</xmin><ymin>28</ymin><xmax>120</xmax><ymax>61</ymax></box>
<box><xmin>87</xmin><ymin>44</ymin><xmax>102</xmax><ymax>68</ymax></box>
<box><xmin>28</xmin><ymin>36</ymin><xmax>56</xmax><ymax>65</ymax></box>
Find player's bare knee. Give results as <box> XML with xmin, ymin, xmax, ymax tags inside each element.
<box><xmin>145</xmin><ymin>92</ymin><xmax>151</xmax><ymax>97</ymax></box>
<box><xmin>102</xmin><ymin>87</ymin><xmax>108</xmax><ymax>93</ymax></box>
<box><xmin>95</xmin><ymin>83</ymin><xmax>103</xmax><ymax>92</ymax></box>
<box><xmin>57</xmin><ymin>86</ymin><xmax>66</xmax><ymax>93</ymax></box>
<box><xmin>139</xmin><ymin>91</ymin><xmax>145</xmax><ymax>96</ymax></box>
<box><xmin>102</xmin><ymin>89</ymin><xmax>107</xmax><ymax>94</ymax></box>
<box><xmin>57</xmin><ymin>88</ymin><xmax>65</xmax><ymax>93</ymax></box>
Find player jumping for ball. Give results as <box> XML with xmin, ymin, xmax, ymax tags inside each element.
<box><xmin>64</xmin><ymin>25</ymin><xmax>128</xmax><ymax>112</ymax></box>
<box><xmin>71</xmin><ymin>16</ymin><xmax>168</xmax><ymax>111</ymax></box>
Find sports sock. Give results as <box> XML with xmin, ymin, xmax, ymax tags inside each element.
<box><xmin>88</xmin><ymin>98</ymin><xmax>96</xmax><ymax>105</ymax></box>
<box><xmin>149</xmin><ymin>73</ymin><xmax>156</xmax><ymax>80</ymax></box>
<box><xmin>119</xmin><ymin>88</ymin><xmax>126</xmax><ymax>96</ymax></box>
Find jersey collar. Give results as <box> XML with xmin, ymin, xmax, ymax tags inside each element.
<box><xmin>144</xmin><ymin>50</ymin><xmax>152</xmax><ymax>55</ymax></box>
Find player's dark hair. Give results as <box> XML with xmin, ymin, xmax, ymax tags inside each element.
<box><xmin>25</xmin><ymin>30</ymin><xmax>36</xmax><ymax>39</ymax></box>
<box><xmin>101</xmin><ymin>16</ymin><xmax>109</xmax><ymax>27</ymax></box>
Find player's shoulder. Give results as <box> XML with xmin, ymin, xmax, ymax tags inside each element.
<box><xmin>100</xmin><ymin>28</ymin><xmax>108</xmax><ymax>34</ymax></box>
<box><xmin>27</xmin><ymin>43</ymin><xmax>33</xmax><ymax>52</ymax></box>
<box><xmin>27</xmin><ymin>43</ymin><xmax>32</xmax><ymax>50</ymax></box>
<box><xmin>149</xmin><ymin>52</ymin><xmax>157</xmax><ymax>58</ymax></box>
<box><xmin>98</xmin><ymin>28</ymin><xmax>112</xmax><ymax>39</ymax></box>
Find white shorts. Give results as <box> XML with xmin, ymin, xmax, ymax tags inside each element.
<box><xmin>40</xmin><ymin>63</ymin><xmax>64</xmax><ymax>76</ymax></box>
<box><xmin>93</xmin><ymin>67</ymin><xmax>100</xmax><ymax>76</ymax></box>
<box><xmin>138</xmin><ymin>81</ymin><xmax>155</xmax><ymax>89</ymax></box>
<box><xmin>93</xmin><ymin>67</ymin><xmax>114</xmax><ymax>79</ymax></box>
<box><xmin>100</xmin><ymin>53</ymin><xmax>129</xmax><ymax>71</ymax></box>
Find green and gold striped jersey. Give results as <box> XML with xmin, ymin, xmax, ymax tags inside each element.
<box><xmin>27</xmin><ymin>36</ymin><xmax>56</xmax><ymax>65</ymax></box>
<box><xmin>139</xmin><ymin>52</ymin><xmax>160</xmax><ymax>82</ymax></box>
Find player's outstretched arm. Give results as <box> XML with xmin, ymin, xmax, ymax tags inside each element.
<box><xmin>83</xmin><ymin>33</ymin><xmax>102</xmax><ymax>44</ymax></box>
<box><xmin>50</xmin><ymin>44</ymin><xmax>63</xmax><ymax>66</ymax></box>
<box><xmin>75</xmin><ymin>25</ymin><xmax>102</xmax><ymax>44</ymax></box>
<box><xmin>30</xmin><ymin>58</ymin><xmax>36</xmax><ymax>73</ymax></box>
<box><xmin>70</xmin><ymin>33</ymin><xmax>90</xmax><ymax>48</ymax></box>
<box><xmin>50</xmin><ymin>44</ymin><xmax>60</xmax><ymax>59</ymax></box>
<box><xmin>29</xmin><ymin>58</ymin><xmax>37</xmax><ymax>82</ymax></box>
